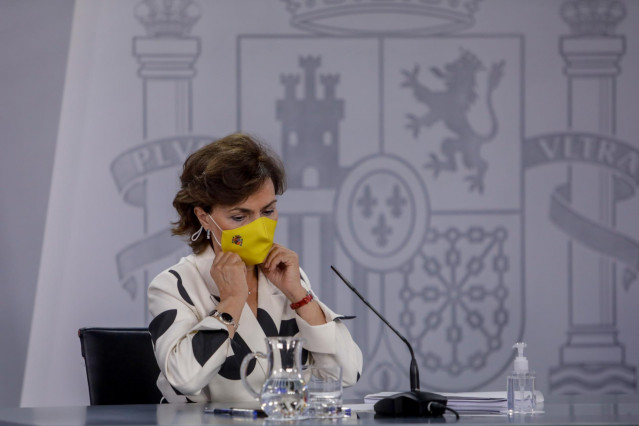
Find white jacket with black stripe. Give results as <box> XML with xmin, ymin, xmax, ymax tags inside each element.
<box><xmin>147</xmin><ymin>245</ymin><xmax>363</xmax><ymax>403</ymax></box>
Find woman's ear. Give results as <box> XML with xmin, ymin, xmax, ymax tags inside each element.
<box><xmin>193</xmin><ymin>206</ymin><xmax>209</xmax><ymax>229</ymax></box>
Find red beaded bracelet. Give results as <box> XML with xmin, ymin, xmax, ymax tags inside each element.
<box><xmin>290</xmin><ymin>291</ymin><xmax>314</xmax><ymax>310</ymax></box>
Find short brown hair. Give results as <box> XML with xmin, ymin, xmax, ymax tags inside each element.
<box><xmin>172</xmin><ymin>133</ymin><xmax>286</xmax><ymax>254</ymax></box>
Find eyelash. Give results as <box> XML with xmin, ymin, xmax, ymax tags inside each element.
<box><xmin>231</xmin><ymin>209</ymin><xmax>275</xmax><ymax>222</ymax></box>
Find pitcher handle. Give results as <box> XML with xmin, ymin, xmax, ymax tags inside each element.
<box><xmin>240</xmin><ymin>352</ymin><xmax>266</xmax><ymax>400</ymax></box>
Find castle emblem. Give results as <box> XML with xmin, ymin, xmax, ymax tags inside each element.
<box><xmin>402</xmin><ymin>50</ymin><xmax>504</xmax><ymax>193</ymax></box>
<box><xmin>277</xmin><ymin>55</ymin><xmax>343</xmax><ymax>189</ymax></box>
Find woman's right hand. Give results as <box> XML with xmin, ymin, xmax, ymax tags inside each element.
<box><xmin>210</xmin><ymin>251</ymin><xmax>249</xmax><ymax>304</ymax></box>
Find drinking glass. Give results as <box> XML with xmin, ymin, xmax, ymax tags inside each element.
<box><xmin>306</xmin><ymin>365</ymin><xmax>343</xmax><ymax>418</ymax></box>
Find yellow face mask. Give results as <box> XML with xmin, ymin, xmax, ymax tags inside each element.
<box><xmin>208</xmin><ymin>215</ymin><xmax>277</xmax><ymax>265</ymax></box>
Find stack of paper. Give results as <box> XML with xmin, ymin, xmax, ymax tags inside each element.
<box><xmin>364</xmin><ymin>391</ymin><xmax>544</xmax><ymax>414</ymax></box>
<box><xmin>436</xmin><ymin>392</ymin><xmax>507</xmax><ymax>414</ymax></box>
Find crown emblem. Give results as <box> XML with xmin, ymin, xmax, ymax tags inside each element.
<box><xmin>135</xmin><ymin>0</ymin><xmax>201</xmax><ymax>37</ymax></box>
<box><xmin>561</xmin><ymin>0</ymin><xmax>626</xmax><ymax>36</ymax></box>
<box><xmin>281</xmin><ymin>0</ymin><xmax>481</xmax><ymax>36</ymax></box>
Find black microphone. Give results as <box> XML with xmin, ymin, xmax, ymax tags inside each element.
<box><xmin>331</xmin><ymin>265</ymin><xmax>454</xmax><ymax>418</ymax></box>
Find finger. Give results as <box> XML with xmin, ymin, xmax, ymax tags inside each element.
<box><xmin>212</xmin><ymin>248</ymin><xmax>230</xmax><ymax>267</ymax></box>
<box><xmin>263</xmin><ymin>243</ymin><xmax>279</xmax><ymax>262</ymax></box>
<box><xmin>211</xmin><ymin>252</ymin><xmax>245</xmax><ymax>283</ymax></box>
<box><xmin>263</xmin><ymin>249</ymin><xmax>284</xmax><ymax>270</ymax></box>
<box><xmin>264</xmin><ymin>244</ymin><xmax>290</xmax><ymax>268</ymax></box>
<box><xmin>214</xmin><ymin>250</ymin><xmax>239</xmax><ymax>266</ymax></box>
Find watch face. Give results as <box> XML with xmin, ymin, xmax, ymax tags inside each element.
<box><xmin>220</xmin><ymin>312</ymin><xmax>233</xmax><ymax>323</ymax></box>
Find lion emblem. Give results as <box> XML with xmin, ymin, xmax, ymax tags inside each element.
<box><xmin>402</xmin><ymin>49</ymin><xmax>505</xmax><ymax>193</ymax></box>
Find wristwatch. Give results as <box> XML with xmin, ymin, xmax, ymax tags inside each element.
<box><xmin>210</xmin><ymin>310</ymin><xmax>239</xmax><ymax>330</ymax></box>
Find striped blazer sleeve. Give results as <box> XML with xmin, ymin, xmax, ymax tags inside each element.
<box><xmin>148</xmin><ymin>267</ymin><xmax>231</xmax><ymax>399</ymax></box>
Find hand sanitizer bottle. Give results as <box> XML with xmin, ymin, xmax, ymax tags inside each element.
<box><xmin>507</xmin><ymin>342</ymin><xmax>536</xmax><ymax>414</ymax></box>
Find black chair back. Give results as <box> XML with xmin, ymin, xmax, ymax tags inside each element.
<box><xmin>78</xmin><ymin>327</ymin><xmax>163</xmax><ymax>405</ymax></box>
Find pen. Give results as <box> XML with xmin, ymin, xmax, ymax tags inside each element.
<box><xmin>207</xmin><ymin>407</ymin><xmax>259</xmax><ymax>418</ymax></box>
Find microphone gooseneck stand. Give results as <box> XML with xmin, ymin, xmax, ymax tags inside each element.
<box><xmin>331</xmin><ymin>266</ymin><xmax>460</xmax><ymax>419</ymax></box>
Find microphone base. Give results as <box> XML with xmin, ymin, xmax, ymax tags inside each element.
<box><xmin>373</xmin><ymin>390</ymin><xmax>448</xmax><ymax>417</ymax></box>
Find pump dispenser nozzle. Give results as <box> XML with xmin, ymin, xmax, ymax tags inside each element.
<box><xmin>512</xmin><ymin>342</ymin><xmax>529</xmax><ymax>373</ymax></box>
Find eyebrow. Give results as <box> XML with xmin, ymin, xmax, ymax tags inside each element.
<box><xmin>228</xmin><ymin>199</ymin><xmax>277</xmax><ymax>214</ymax></box>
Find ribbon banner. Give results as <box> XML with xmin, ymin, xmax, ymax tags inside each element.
<box><xmin>524</xmin><ymin>132</ymin><xmax>639</xmax><ymax>289</ymax></box>
<box><xmin>111</xmin><ymin>135</ymin><xmax>213</xmax><ymax>206</ymax></box>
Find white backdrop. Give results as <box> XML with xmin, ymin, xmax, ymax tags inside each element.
<box><xmin>8</xmin><ymin>0</ymin><xmax>639</xmax><ymax>407</ymax></box>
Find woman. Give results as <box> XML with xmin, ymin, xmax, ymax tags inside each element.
<box><xmin>148</xmin><ymin>133</ymin><xmax>363</xmax><ymax>403</ymax></box>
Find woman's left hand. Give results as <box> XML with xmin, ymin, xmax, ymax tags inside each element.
<box><xmin>260</xmin><ymin>244</ymin><xmax>306</xmax><ymax>301</ymax></box>
<box><xmin>262</xmin><ymin>243</ymin><xmax>327</xmax><ymax>326</ymax></box>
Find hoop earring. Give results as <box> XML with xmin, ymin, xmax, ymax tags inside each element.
<box><xmin>191</xmin><ymin>226</ymin><xmax>204</xmax><ymax>241</ymax></box>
